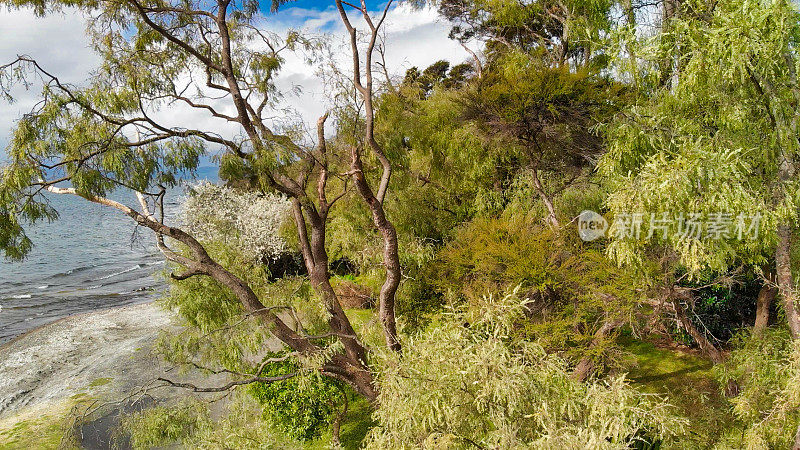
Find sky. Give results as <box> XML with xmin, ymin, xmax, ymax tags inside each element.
<box><xmin>0</xmin><ymin>1</ymin><xmax>473</xmax><ymax>162</ymax></box>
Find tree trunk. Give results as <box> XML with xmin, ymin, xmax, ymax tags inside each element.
<box><xmin>754</xmin><ymin>281</ymin><xmax>776</xmax><ymax>335</ymax></box>
<box><xmin>531</xmin><ymin>166</ymin><xmax>560</xmax><ymax>230</ymax></box>
<box><xmin>670</xmin><ymin>291</ymin><xmax>724</xmax><ymax>364</ymax></box>
<box><xmin>336</xmin><ymin>0</ymin><xmax>402</xmax><ymax>354</ymax></box>
<box><xmin>572</xmin><ymin>319</ymin><xmax>623</xmax><ymax>381</ymax></box>
<box><xmin>776</xmin><ymin>224</ymin><xmax>800</xmax><ymax>339</ymax></box>
<box><xmin>289</xmin><ymin>200</ymin><xmax>376</xmax><ymax>396</ymax></box>
<box><xmin>349</xmin><ymin>158</ymin><xmax>402</xmax><ymax>353</ymax></box>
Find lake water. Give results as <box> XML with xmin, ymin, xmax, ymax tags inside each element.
<box><xmin>0</xmin><ymin>168</ymin><xmax>216</xmax><ymax>344</ymax></box>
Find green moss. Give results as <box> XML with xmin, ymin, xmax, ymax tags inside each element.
<box><xmin>619</xmin><ymin>334</ymin><xmax>739</xmax><ymax>447</ymax></box>
<box><xmin>0</xmin><ymin>408</ymin><xmax>78</xmax><ymax>449</ymax></box>
<box><xmin>88</xmin><ymin>377</ymin><xmax>113</xmax><ymax>388</ymax></box>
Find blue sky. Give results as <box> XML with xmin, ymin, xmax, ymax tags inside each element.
<box><xmin>265</xmin><ymin>0</ymin><xmax>397</xmax><ymax>30</ymax></box>
<box><xmin>271</xmin><ymin>0</ymin><xmax>388</xmax><ymax>9</ymax></box>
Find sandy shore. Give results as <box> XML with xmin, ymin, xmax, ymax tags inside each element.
<box><xmin>0</xmin><ymin>302</ymin><xmax>236</xmax><ymax>448</ymax></box>
<box><xmin>0</xmin><ymin>302</ymin><xmax>176</xmax><ymax>419</ymax></box>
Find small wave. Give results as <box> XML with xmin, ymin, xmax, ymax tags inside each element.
<box><xmin>93</xmin><ymin>265</ymin><xmax>142</xmax><ymax>281</ymax></box>
<box><xmin>37</xmin><ymin>285</ymin><xmax>49</xmax><ymax>290</ymax></box>
<box><xmin>86</xmin><ymin>285</ymin><xmax>103</xmax><ymax>290</ymax></box>
<box><xmin>146</xmin><ymin>260</ymin><xmax>165</xmax><ymax>266</ymax></box>
<box><xmin>10</xmin><ymin>294</ymin><xmax>32</xmax><ymax>299</ymax></box>
<box><xmin>52</xmin><ymin>265</ymin><xmax>95</xmax><ymax>278</ymax></box>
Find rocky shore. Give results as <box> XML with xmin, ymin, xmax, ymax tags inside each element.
<box><xmin>0</xmin><ymin>302</ymin><xmax>226</xmax><ymax>448</ymax></box>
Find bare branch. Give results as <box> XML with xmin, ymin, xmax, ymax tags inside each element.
<box><xmin>157</xmin><ymin>372</ymin><xmax>297</xmax><ymax>392</ymax></box>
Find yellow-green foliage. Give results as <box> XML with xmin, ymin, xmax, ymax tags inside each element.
<box><xmin>714</xmin><ymin>328</ymin><xmax>800</xmax><ymax>448</ymax></box>
<box><xmin>366</xmin><ymin>290</ymin><xmax>686</xmax><ymax>449</ymax></box>
<box><xmin>122</xmin><ymin>401</ymin><xmax>208</xmax><ymax>449</ymax></box>
<box><xmin>122</xmin><ymin>396</ymin><xmax>302</xmax><ymax>450</ymax></box>
<box><xmin>599</xmin><ymin>0</ymin><xmax>800</xmax><ymax>276</ymax></box>
<box><xmin>433</xmin><ymin>216</ymin><xmax>563</xmax><ymax>299</ymax></box>
<box><xmin>431</xmin><ymin>214</ymin><xmax>640</xmax><ymax>369</ymax></box>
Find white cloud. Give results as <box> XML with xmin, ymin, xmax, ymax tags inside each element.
<box><xmin>270</xmin><ymin>4</ymin><xmax>475</xmax><ymax>133</ymax></box>
<box><xmin>0</xmin><ymin>8</ymin><xmax>99</xmax><ymax>151</ymax></box>
<box><xmin>0</xmin><ymin>4</ymin><xmax>475</xmax><ymax>155</ymax></box>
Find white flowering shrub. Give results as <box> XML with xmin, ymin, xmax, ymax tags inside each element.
<box><xmin>180</xmin><ymin>181</ymin><xmax>291</xmax><ymax>263</ymax></box>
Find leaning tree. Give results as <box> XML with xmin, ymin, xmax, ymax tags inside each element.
<box><xmin>0</xmin><ymin>0</ymin><xmax>405</xmax><ymax>401</ymax></box>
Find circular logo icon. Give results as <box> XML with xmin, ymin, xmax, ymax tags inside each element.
<box><xmin>578</xmin><ymin>210</ymin><xmax>608</xmax><ymax>242</ymax></box>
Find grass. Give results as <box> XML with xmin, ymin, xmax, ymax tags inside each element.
<box><xmin>309</xmin><ymin>392</ymin><xmax>375</xmax><ymax>450</ymax></box>
<box><xmin>88</xmin><ymin>377</ymin><xmax>113</xmax><ymax>388</ymax></box>
<box><xmin>0</xmin><ymin>402</ymin><xmax>79</xmax><ymax>450</ymax></box>
<box><xmin>619</xmin><ymin>334</ymin><xmax>742</xmax><ymax>447</ymax></box>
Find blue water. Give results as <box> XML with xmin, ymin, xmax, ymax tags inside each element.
<box><xmin>0</xmin><ymin>168</ymin><xmax>217</xmax><ymax>344</ymax></box>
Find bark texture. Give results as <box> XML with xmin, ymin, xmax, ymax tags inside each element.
<box><xmin>754</xmin><ymin>279</ymin><xmax>777</xmax><ymax>334</ymax></box>
<box><xmin>336</xmin><ymin>0</ymin><xmax>402</xmax><ymax>353</ymax></box>
<box><xmin>776</xmin><ymin>224</ymin><xmax>800</xmax><ymax>339</ymax></box>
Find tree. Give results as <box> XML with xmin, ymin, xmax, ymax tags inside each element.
<box><xmin>462</xmin><ymin>57</ymin><xmax>624</xmax><ymax>229</ymax></box>
<box><xmin>335</xmin><ymin>0</ymin><xmax>403</xmax><ymax>353</ymax></box>
<box><xmin>422</xmin><ymin>0</ymin><xmax>625</xmax><ymax>229</ymax></box>
<box><xmin>0</xmin><ymin>0</ymin><xmax>405</xmax><ymax>400</ymax></box>
<box><xmin>365</xmin><ymin>289</ymin><xmax>685</xmax><ymax>448</ymax></box>
<box><xmin>599</xmin><ymin>0</ymin><xmax>800</xmax><ymax>338</ymax></box>
<box><xmin>438</xmin><ymin>0</ymin><xmax>615</xmax><ymax>69</ymax></box>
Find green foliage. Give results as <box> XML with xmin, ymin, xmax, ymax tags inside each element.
<box><xmin>366</xmin><ymin>290</ymin><xmax>686</xmax><ymax>449</ymax></box>
<box><xmin>402</xmin><ymin>60</ymin><xmax>474</xmax><ymax>95</ymax></box>
<box><xmin>429</xmin><ymin>213</ymin><xmax>640</xmax><ymax>369</ymax></box>
<box><xmin>249</xmin><ymin>353</ymin><xmax>344</xmax><ymax>441</ymax></box>
<box><xmin>121</xmin><ymin>395</ymin><xmax>303</xmax><ymax>450</ymax></box>
<box><xmin>433</xmin><ymin>216</ymin><xmax>563</xmax><ymax>298</ymax></box>
<box><xmin>714</xmin><ymin>328</ymin><xmax>800</xmax><ymax>448</ymax></box>
<box><xmin>464</xmin><ymin>51</ymin><xmax>624</xmax><ymax>167</ymax></box>
<box><xmin>122</xmin><ymin>401</ymin><xmax>208</xmax><ymax>449</ymax></box>
<box><xmin>153</xmin><ymin>242</ymin><xmax>348</xmax><ymax>444</ymax></box>
<box><xmin>599</xmin><ymin>0</ymin><xmax>800</xmax><ymax>275</ymax></box>
<box><xmin>438</xmin><ymin>0</ymin><xmax>615</xmax><ymax>68</ymax></box>
<box><xmin>673</xmin><ymin>273</ymin><xmax>762</xmax><ymax>344</ymax></box>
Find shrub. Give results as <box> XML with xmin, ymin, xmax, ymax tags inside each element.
<box><xmin>122</xmin><ymin>401</ymin><xmax>208</xmax><ymax>449</ymax></box>
<box><xmin>249</xmin><ymin>353</ymin><xmax>344</xmax><ymax>441</ymax></box>
<box><xmin>429</xmin><ymin>215</ymin><xmax>640</xmax><ymax>371</ymax></box>
<box><xmin>714</xmin><ymin>328</ymin><xmax>800</xmax><ymax>448</ymax></box>
<box><xmin>180</xmin><ymin>181</ymin><xmax>291</xmax><ymax>264</ymax></box>
<box><xmin>120</xmin><ymin>395</ymin><xmax>302</xmax><ymax>449</ymax></box>
<box><xmin>431</xmin><ymin>216</ymin><xmax>564</xmax><ymax>302</ymax></box>
<box><xmin>365</xmin><ymin>289</ymin><xmax>686</xmax><ymax>449</ymax></box>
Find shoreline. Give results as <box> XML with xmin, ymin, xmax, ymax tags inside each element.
<box><xmin>0</xmin><ymin>298</ymin><xmax>155</xmax><ymax>353</ymax></box>
<box><xmin>0</xmin><ymin>301</ymin><xmax>177</xmax><ymax>421</ymax></box>
<box><xmin>0</xmin><ymin>299</ymin><xmax>243</xmax><ymax>448</ymax></box>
